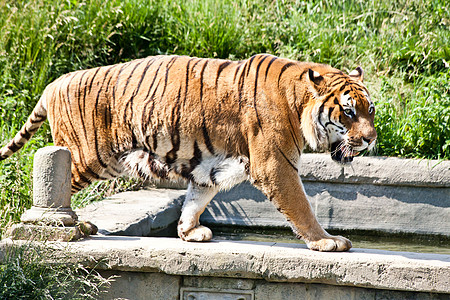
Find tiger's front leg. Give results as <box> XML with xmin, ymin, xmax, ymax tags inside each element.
<box><xmin>177</xmin><ymin>182</ymin><xmax>219</xmax><ymax>242</ymax></box>
<box><xmin>249</xmin><ymin>138</ymin><xmax>352</xmax><ymax>252</ymax></box>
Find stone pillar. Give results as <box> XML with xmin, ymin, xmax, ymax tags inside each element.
<box><xmin>20</xmin><ymin>146</ymin><xmax>78</xmax><ymax>226</ymax></box>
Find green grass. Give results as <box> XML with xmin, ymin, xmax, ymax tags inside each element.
<box><xmin>0</xmin><ymin>243</ymin><xmax>111</xmax><ymax>299</ymax></box>
<box><xmin>0</xmin><ymin>0</ymin><xmax>449</xmax><ymax>233</ymax></box>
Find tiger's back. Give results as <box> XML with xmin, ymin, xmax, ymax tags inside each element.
<box><xmin>47</xmin><ymin>55</ymin><xmax>256</xmax><ymax>192</ymax></box>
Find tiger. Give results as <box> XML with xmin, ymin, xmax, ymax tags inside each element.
<box><xmin>0</xmin><ymin>54</ymin><xmax>376</xmax><ymax>251</ymax></box>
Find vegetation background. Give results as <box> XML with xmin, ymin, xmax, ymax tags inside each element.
<box><xmin>0</xmin><ymin>0</ymin><xmax>448</xmax><ymax>297</ymax></box>
<box><xmin>0</xmin><ymin>0</ymin><xmax>449</xmax><ymax>231</ymax></box>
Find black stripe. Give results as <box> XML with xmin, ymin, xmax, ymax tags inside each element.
<box><xmin>166</xmin><ymin>88</ymin><xmax>182</xmax><ymax>165</ymax></box>
<box><xmin>324</xmin><ymin>105</ymin><xmax>344</xmax><ymax>130</ymax></box>
<box><xmin>141</xmin><ymin>61</ymin><xmax>165</xmax><ymax>135</ymax></box>
<box><xmin>113</xmin><ymin>61</ymin><xmax>132</xmax><ymax>103</ymax></box>
<box><xmin>287</xmin><ymin>117</ymin><xmax>301</xmax><ymax>156</ymax></box>
<box><xmin>30</xmin><ymin>116</ymin><xmax>46</xmax><ymax>124</ymax></box>
<box><xmin>318</xmin><ymin>100</ymin><xmax>326</xmax><ymax>129</ymax></box>
<box><xmin>237</xmin><ymin>64</ymin><xmax>247</xmax><ymax>109</ymax></box>
<box><xmin>293</xmin><ymin>85</ymin><xmax>302</xmax><ymax>121</ymax></box>
<box><xmin>87</xmin><ymin>67</ymin><xmax>101</xmax><ymax>94</ymax></box>
<box><xmin>65</xmin><ymin>72</ymin><xmax>77</xmax><ymax>104</ymax></box>
<box><xmin>9</xmin><ymin>141</ymin><xmax>21</xmax><ymax>152</ymax></box>
<box><xmin>93</xmin><ymin>109</ymin><xmax>109</xmax><ymax>169</ymax></box>
<box><xmin>190</xmin><ymin>58</ymin><xmax>202</xmax><ymax>73</ymax></box>
<box><xmin>253</xmin><ymin>55</ymin><xmax>270</xmax><ymax>129</ymax></box>
<box><xmin>104</xmin><ymin>65</ymin><xmax>119</xmax><ymax>93</ymax></box>
<box><xmin>104</xmin><ymin>105</ymin><xmax>112</xmax><ymax>128</ymax></box>
<box><xmin>72</xmin><ymin>180</ymin><xmax>85</xmax><ymax>192</ymax></box>
<box><xmin>277</xmin><ymin>147</ymin><xmax>298</xmax><ymax>173</ymax></box>
<box><xmin>202</xmin><ymin>120</ymin><xmax>215</xmax><ymax>155</ymax></box>
<box><xmin>329</xmin><ymin>79</ymin><xmax>344</xmax><ymax>88</ymax></box>
<box><xmin>78</xmin><ymin>70</ymin><xmax>89</xmax><ymax>106</ymax></box>
<box><xmin>122</xmin><ymin>59</ymin><xmax>146</xmax><ymax>96</ymax></box>
<box><xmin>199</xmin><ymin>59</ymin><xmax>209</xmax><ymax>103</ymax></box>
<box><xmin>143</xmin><ymin>61</ymin><xmax>164</xmax><ymax>101</ymax></box>
<box><xmin>131</xmin><ymin>130</ymin><xmax>138</xmax><ymax>149</ymax></box>
<box><xmin>277</xmin><ymin>62</ymin><xmax>295</xmax><ymax>87</ymax></box>
<box><xmin>215</xmin><ymin>61</ymin><xmax>231</xmax><ymax>88</ymax></box>
<box><xmin>181</xmin><ymin>141</ymin><xmax>202</xmax><ymax>179</ymax></box>
<box><xmin>144</xmin><ymin>135</ymin><xmax>153</xmax><ymax>152</ymax></box>
<box><xmin>184</xmin><ymin>58</ymin><xmax>195</xmax><ymax>104</ymax></box>
<box><xmin>233</xmin><ymin>62</ymin><xmax>243</xmax><ymax>83</ymax></box>
<box><xmin>95</xmin><ymin>64</ymin><xmax>120</xmax><ymax>105</ymax></box>
<box><xmin>101</xmin><ymin>65</ymin><xmax>116</xmax><ymax>87</ymax></box>
<box><xmin>57</xmin><ymin>92</ymin><xmax>104</xmax><ymax>181</ymax></box>
<box><xmin>77</xmin><ymin>71</ymin><xmax>90</xmax><ymax>139</ymax></box>
<box><xmin>124</xmin><ymin>58</ymin><xmax>157</xmax><ymax>125</ymax></box>
<box><xmin>161</xmin><ymin>56</ymin><xmax>179</xmax><ymax>100</ymax></box>
<box><xmin>152</xmin><ymin>131</ymin><xmax>158</xmax><ymax>152</ymax></box>
<box><xmin>246</xmin><ymin>55</ymin><xmax>258</xmax><ymax>77</ymax></box>
<box><xmin>210</xmin><ymin>167</ymin><xmax>218</xmax><ymax>185</ymax></box>
<box><xmin>264</xmin><ymin>56</ymin><xmax>278</xmax><ymax>81</ymax></box>
<box><xmin>199</xmin><ymin>60</ymin><xmax>215</xmax><ymax>155</ymax></box>
<box><xmin>20</xmin><ymin>129</ymin><xmax>32</xmax><ymax>140</ymax></box>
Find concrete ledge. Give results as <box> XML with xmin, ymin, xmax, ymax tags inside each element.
<box><xmin>202</xmin><ymin>154</ymin><xmax>450</xmax><ymax>236</ymax></box>
<box><xmin>1</xmin><ymin>236</ymin><xmax>448</xmax><ymax>295</ymax></box>
<box><xmin>299</xmin><ymin>154</ymin><xmax>450</xmax><ymax>188</ymax></box>
<box><xmin>75</xmin><ymin>154</ymin><xmax>450</xmax><ymax>237</ymax></box>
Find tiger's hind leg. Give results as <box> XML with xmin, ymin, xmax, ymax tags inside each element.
<box><xmin>177</xmin><ymin>182</ymin><xmax>219</xmax><ymax>242</ymax></box>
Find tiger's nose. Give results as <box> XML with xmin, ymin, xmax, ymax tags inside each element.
<box><xmin>362</xmin><ymin>137</ymin><xmax>373</xmax><ymax>144</ymax></box>
<box><xmin>362</xmin><ymin>136</ymin><xmax>377</xmax><ymax>148</ymax></box>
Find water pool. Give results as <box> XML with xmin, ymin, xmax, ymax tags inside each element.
<box><xmin>211</xmin><ymin>226</ymin><xmax>450</xmax><ymax>254</ymax></box>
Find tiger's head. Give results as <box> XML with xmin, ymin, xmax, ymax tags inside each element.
<box><xmin>301</xmin><ymin>66</ymin><xmax>377</xmax><ymax>164</ymax></box>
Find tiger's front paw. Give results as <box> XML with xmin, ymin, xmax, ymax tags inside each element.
<box><xmin>178</xmin><ymin>225</ymin><xmax>213</xmax><ymax>242</ymax></box>
<box><xmin>306</xmin><ymin>235</ymin><xmax>352</xmax><ymax>252</ymax></box>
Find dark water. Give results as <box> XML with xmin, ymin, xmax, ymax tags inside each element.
<box><xmin>211</xmin><ymin>227</ymin><xmax>450</xmax><ymax>255</ymax></box>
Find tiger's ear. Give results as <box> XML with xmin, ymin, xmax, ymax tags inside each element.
<box><xmin>349</xmin><ymin>66</ymin><xmax>364</xmax><ymax>82</ymax></box>
<box><xmin>308</xmin><ymin>69</ymin><xmax>324</xmax><ymax>86</ymax></box>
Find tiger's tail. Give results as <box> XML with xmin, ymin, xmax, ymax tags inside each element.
<box><xmin>0</xmin><ymin>91</ymin><xmax>48</xmax><ymax>161</ymax></box>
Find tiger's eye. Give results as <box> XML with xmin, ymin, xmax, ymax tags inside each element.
<box><xmin>344</xmin><ymin>108</ymin><xmax>354</xmax><ymax>117</ymax></box>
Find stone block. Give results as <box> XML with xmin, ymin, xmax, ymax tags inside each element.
<box><xmin>21</xmin><ymin>146</ymin><xmax>77</xmax><ymax>226</ymax></box>
<box><xmin>76</xmin><ymin>189</ymin><xmax>186</xmax><ymax>236</ymax></box>
<box><xmin>98</xmin><ymin>271</ymin><xmax>180</xmax><ymax>300</ymax></box>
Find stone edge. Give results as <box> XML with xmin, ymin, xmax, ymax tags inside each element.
<box><xmin>1</xmin><ymin>236</ymin><xmax>448</xmax><ymax>294</ymax></box>
<box><xmin>298</xmin><ymin>154</ymin><xmax>450</xmax><ymax>187</ymax></box>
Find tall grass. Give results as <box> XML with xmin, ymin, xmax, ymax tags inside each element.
<box><xmin>0</xmin><ymin>243</ymin><xmax>111</xmax><ymax>299</ymax></box>
<box><xmin>0</xmin><ymin>0</ymin><xmax>449</xmax><ymax>230</ymax></box>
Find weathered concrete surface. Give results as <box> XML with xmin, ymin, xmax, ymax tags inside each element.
<box><xmin>299</xmin><ymin>154</ymin><xmax>450</xmax><ymax>187</ymax></box>
<box><xmin>202</xmin><ymin>181</ymin><xmax>450</xmax><ymax>235</ymax></box>
<box><xmin>202</xmin><ymin>154</ymin><xmax>450</xmax><ymax>236</ymax></box>
<box><xmin>98</xmin><ymin>271</ymin><xmax>180</xmax><ymax>300</ymax></box>
<box><xmin>183</xmin><ymin>275</ymin><xmax>447</xmax><ymax>300</ymax></box>
<box><xmin>2</xmin><ymin>236</ymin><xmax>448</xmax><ymax>295</ymax></box>
<box><xmin>76</xmin><ymin>189</ymin><xmax>185</xmax><ymax>236</ymax></box>
<box><xmin>76</xmin><ymin>154</ymin><xmax>449</xmax><ymax>237</ymax></box>
<box><xmin>95</xmin><ymin>272</ymin><xmax>449</xmax><ymax>300</ymax></box>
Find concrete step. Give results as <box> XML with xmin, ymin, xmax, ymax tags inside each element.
<box><xmin>76</xmin><ymin>189</ymin><xmax>185</xmax><ymax>236</ymax></box>
<box><xmin>76</xmin><ymin>154</ymin><xmax>450</xmax><ymax>237</ymax></box>
<box><xmin>2</xmin><ymin>236</ymin><xmax>448</xmax><ymax>299</ymax></box>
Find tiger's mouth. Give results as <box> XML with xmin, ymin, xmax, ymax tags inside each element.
<box><xmin>330</xmin><ymin>141</ymin><xmax>360</xmax><ymax>164</ymax></box>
